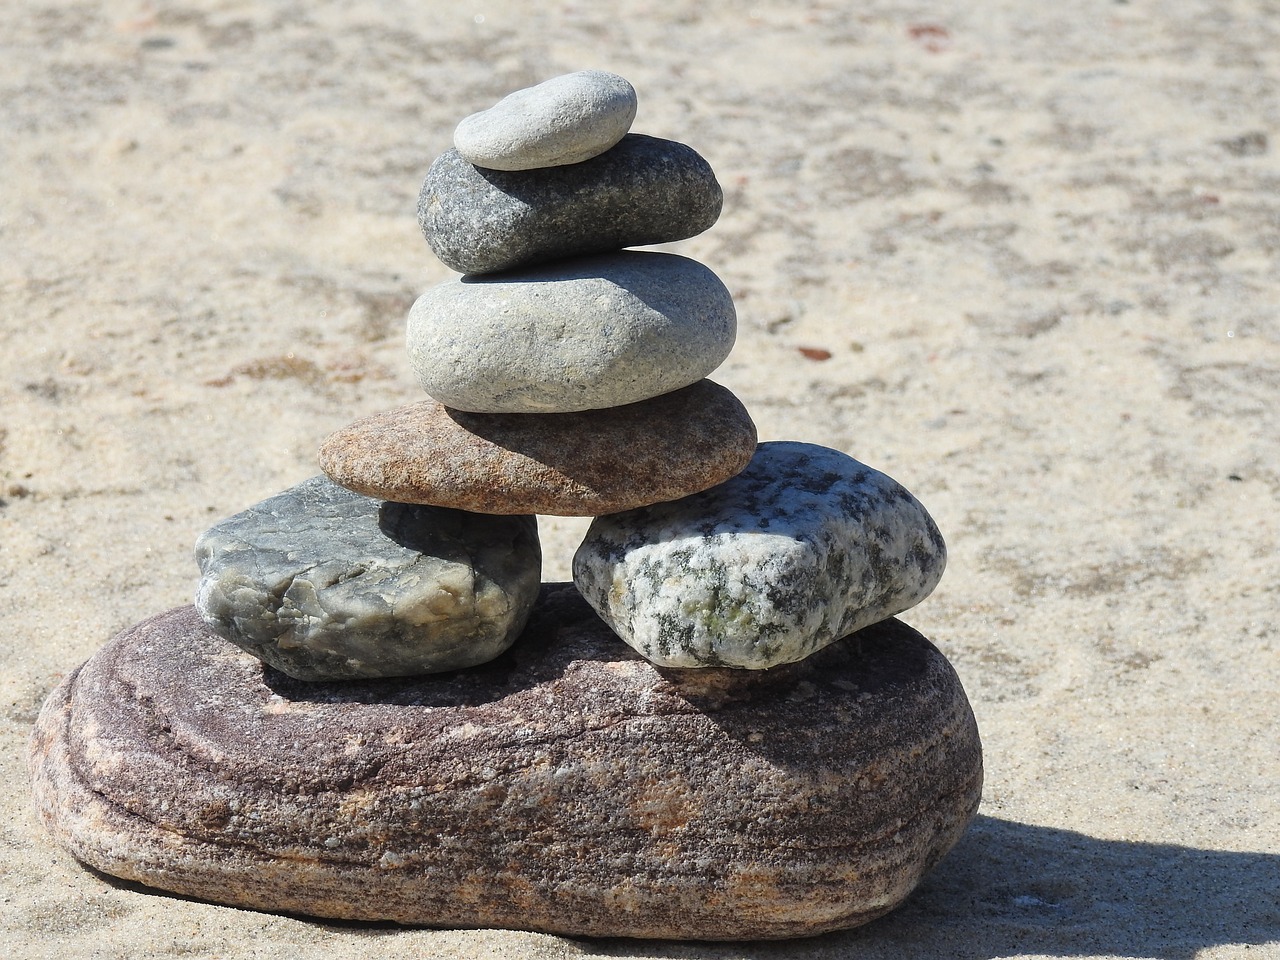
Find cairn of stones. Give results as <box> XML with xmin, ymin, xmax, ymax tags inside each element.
<box><xmin>30</xmin><ymin>71</ymin><xmax>982</xmax><ymax>940</ymax></box>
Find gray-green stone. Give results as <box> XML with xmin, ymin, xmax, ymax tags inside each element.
<box><xmin>195</xmin><ymin>476</ymin><xmax>541</xmax><ymax>681</ymax></box>
<box><xmin>572</xmin><ymin>442</ymin><xmax>947</xmax><ymax>670</ymax></box>
<box><xmin>419</xmin><ymin>134</ymin><xmax>722</xmax><ymax>275</ymax></box>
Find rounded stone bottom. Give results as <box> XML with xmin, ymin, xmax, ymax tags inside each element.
<box><xmin>29</xmin><ymin>585</ymin><xmax>981</xmax><ymax>940</ymax></box>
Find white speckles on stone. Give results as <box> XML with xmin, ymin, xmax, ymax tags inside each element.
<box><xmin>454</xmin><ymin>70</ymin><xmax>637</xmax><ymax>171</ymax></box>
<box><xmin>572</xmin><ymin>442</ymin><xmax>947</xmax><ymax>669</ymax></box>
<box><xmin>406</xmin><ymin>251</ymin><xmax>736</xmax><ymax>413</ymax></box>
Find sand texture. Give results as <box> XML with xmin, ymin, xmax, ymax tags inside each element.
<box><xmin>2</xmin><ymin>1</ymin><xmax>1277</xmax><ymax>958</ymax></box>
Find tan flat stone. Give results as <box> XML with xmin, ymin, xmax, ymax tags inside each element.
<box><xmin>29</xmin><ymin>588</ymin><xmax>982</xmax><ymax>939</ymax></box>
<box><xmin>317</xmin><ymin>380</ymin><xmax>757</xmax><ymax>516</ymax></box>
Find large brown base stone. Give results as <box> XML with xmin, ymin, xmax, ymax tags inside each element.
<box><xmin>29</xmin><ymin>584</ymin><xmax>981</xmax><ymax>940</ymax></box>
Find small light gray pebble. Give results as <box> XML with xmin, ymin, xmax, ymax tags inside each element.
<box><xmin>454</xmin><ymin>70</ymin><xmax>637</xmax><ymax>171</ymax></box>
<box><xmin>406</xmin><ymin>251</ymin><xmax>736</xmax><ymax>413</ymax></box>
<box><xmin>573</xmin><ymin>442</ymin><xmax>947</xmax><ymax>669</ymax></box>
<box><xmin>419</xmin><ymin>134</ymin><xmax>722</xmax><ymax>275</ymax></box>
<box><xmin>195</xmin><ymin>476</ymin><xmax>541</xmax><ymax>680</ymax></box>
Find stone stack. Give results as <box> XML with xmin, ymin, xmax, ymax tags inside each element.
<box><xmin>29</xmin><ymin>71</ymin><xmax>982</xmax><ymax>941</ymax></box>
<box><xmin>319</xmin><ymin>70</ymin><xmax>756</xmax><ymax>517</ymax></box>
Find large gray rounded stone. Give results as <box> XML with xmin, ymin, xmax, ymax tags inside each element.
<box><xmin>195</xmin><ymin>476</ymin><xmax>541</xmax><ymax>680</ymax></box>
<box><xmin>573</xmin><ymin>441</ymin><xmax>947</xmax><ymax>669</ymax></box>
<box><xmin>406</xmin><ymin>252</ymin><xmax>736</xmax><ymax>413</ymax></box>
<box><xmin>30</xmin><ymin>587</ymin><xmax>982</xmax><ymax>939</ymax></box>
<box><xmin>419</xmin><ymin>134</ymin><xmax>722</xmax><ymax>275</ymax></box>
<box><xmin>454</xmin><ymin>70</ymin><xmax>637</xmax><ymax>171</ymax></box>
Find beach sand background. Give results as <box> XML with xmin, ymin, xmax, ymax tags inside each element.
<box><xmin>2</xmin><ymin>1</ymin><xmax>1277</xmax><ymax>957</ymax></box>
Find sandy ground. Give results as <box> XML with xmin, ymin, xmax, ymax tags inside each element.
<box><xmin>3</xmin><ymin>1</ymin><xmax>1278</xmax><ymax>957</ymax></box>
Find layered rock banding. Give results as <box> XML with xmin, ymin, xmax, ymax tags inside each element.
<box><xmin>420</xmin><ymin>133</ymin><xmax>722</xmax><ymax>274</ymax></box>
<box><xmin>30</xmin><ymin>588</ymin><xmax>981</xmax><ymax>941</ymax></box>
<box><xmin>30</xmin><ymin>69</ymin><xmax>981</xmax><ymax>940</ymax></box>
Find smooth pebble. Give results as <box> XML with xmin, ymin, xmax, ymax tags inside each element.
<box><xmin>318</xmin><ymin>381</ymin><xmax>757</xmax><ymax>517</ymax></box>
<box><xmin>407</xmin><ymin>251</ymin><xmax>735</xmax><ymax>413</ymax></box>
<box><xmin>195</xmin><ymin>476</ymin><xmax>541</xmax><ymax>680</ymax></box>
<box><xmin>454</xmin><ymin>70</ymin><xmax>637</xmax><ymax>171</ymax></box>
<box><xmin>419</xmin><ymin>134</ymin><xmax>722</xmax><ymax>274</ymax></box>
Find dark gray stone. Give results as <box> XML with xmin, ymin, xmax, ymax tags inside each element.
<box><xmin>419</xmin><ymin>134</ymin><xmax>723</xmax><ymax>275</ymax></box>
<box><xmin>194</xmin><ymin>476</ymin><xmax>541</xmax><ymax>680</ymax></box>
<box><xmin>30</xmin><ymin>589</ymin><xmax>982</xmax><ymax>939</ymax></box>
<box><xmin>573</xmin><ymin>441</ymin><xmax>947</xmax><ymax>669</ymax></box>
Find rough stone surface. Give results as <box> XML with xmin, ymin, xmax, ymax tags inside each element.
<box><xmin>419</xmin><ymin>134</ymin><xmax>723</xmax><ymax>275</ymax></box>
<box><xmin>454</xmin><ymin>70</ymin><xmax>637</xmax><ymax>171</ymax></box>
<box><xmin>406</xmin><ymin>252</ymin><xmax>736</xmax><ymax>413</ymax></box>
<box><xmin>318</xmin><ymin>380</ymin><xmax>757</xmax><ymax>516</ymax></box>
<box><xmin>194</xmin><ymin>476</ymin><xmax>541</xmax><ymax>680</ymax></box>
<box><xmin>573</xmin><ymin>441</ymin><xmax>947</xmax><ymax>669</ymax></box>
<box><xmin>29</xmin><ymin>588</ymin><xmax>982</xmax><ymax>939</ymax></box>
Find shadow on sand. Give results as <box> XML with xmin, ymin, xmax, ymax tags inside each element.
<box><xmin>591</xmin><ymin>814</ymin><xmax>1279</xmax><ymax>960</ymax></box>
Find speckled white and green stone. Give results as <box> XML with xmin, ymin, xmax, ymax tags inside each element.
<box><xmin>572</xmin><ymin>441</ymin><xmax>947</xmax><ymax>669</ymax></box>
